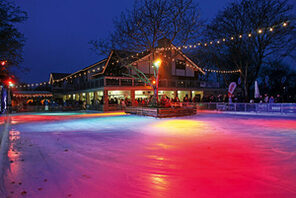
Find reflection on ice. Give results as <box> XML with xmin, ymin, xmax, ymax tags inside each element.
<box><xmin>3</xmin><ymin>112</ymin><xmax>296</xmax><ymax>198</ymax></box>
<box><xmin>150</xmin><ymin>120</ymin><xmax>207</xmax><ymax>136</ymax></box>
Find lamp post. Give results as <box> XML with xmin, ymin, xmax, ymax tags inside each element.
<box><xmin>153</xmin><ymin>59</ymin><xmax>162</xmax><ymax>103</ymax></box>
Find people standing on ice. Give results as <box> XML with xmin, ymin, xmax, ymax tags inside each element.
<box><xmin>264</xmin><ymin>94</ymin><xmax>269</xmax><ymax>103</ymax></box>
<box><xmin>269</xmin><ymin>96</ymin><xmax>274</xmax><ymax>103</ymax></box>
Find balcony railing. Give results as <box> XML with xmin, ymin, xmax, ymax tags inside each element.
<box><xmin>59</xmin><ymin>76</ymin><xmax>220</xmax><ymax>91</ymax></box>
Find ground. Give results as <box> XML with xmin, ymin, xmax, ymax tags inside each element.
<box><xmin>1</xmin><ymin>112</ymin><xmax>296</xmax><ymax>198</ymax></box>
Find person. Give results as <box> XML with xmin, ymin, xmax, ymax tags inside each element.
<box><xmin>82</xmin><ymin>101</ymin><xmax>87</xmax><ymax>110</ymax></box>
<box><xmin>269</xmin><ymin>96</ymin><xmax>274</xmax><ymax>103</ymax></box>
<box><xmin>183</xmin><ymin>94</ymin><xmax>189</xmax><ymax>102</ymax></box>
<box><xmin>44</xmin><ymin>99</ymin><xmax>49</xmax><ymax>111</ymax></box>
<box><xmin>264</xmin><ymin>94</ymin><xmax>269</xmax><ymax>103</ymax></box>
<box><xmin>275</xmin><ymin>94</ymin><xmax>282</xmax><ymax>103</ymax></box>
<box><xmin>121</xmin><ymin>99</ymin><xmax>126</xmax><ymax>108</ymax></box>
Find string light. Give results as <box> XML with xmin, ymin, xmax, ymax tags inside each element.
<box><xmin>14</xmin><ymin>21</ymin><xmax>288</xmax><ymax>89</ymax></box>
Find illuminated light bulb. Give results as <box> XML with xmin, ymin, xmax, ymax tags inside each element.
<box><xmin>239</xmin><ymin>35</ymin><xmax>242</xmax><ymax>38</ymax></box>
<box><xmin>198</xmin><ymin>43</ymin><xmax>201</xmax><ymax>46</ymax></box>
<box><xmin>217</xmin><ymin>40</ymin><xmax>220</xmax><ymax>44</ymax></box>
<box><xmin>248</xmin><ymin>33</ymin><xmax>252</xmax><ymax>37</ymax></box>
<box><xmin>189</xmin><ymin>45</ymin><xmax>192</xmax><ymax>48</ymax></box>
<box><xmin>193</xmin><ymin>45</ymin><xmax>196</xmax><ymax>48</ymax></box>
<box><xmin>222</xmin><ymin>38</ymin><xmax>226</xmax><ymax>42</ymax></box>
<box><xmin>178</xmin><ymin>47</ymin><xmax>181</xmax><ymax>50</ymax></box>
<box><xmin>269</xmin><ymin>27</ymin><xmax>273</xmax><ymax>32</ymax></box>
<box><xmin>153</xmin><ymin>59</ymin><xmax>162</xmax><ymax>68</ymax></box>
<box><xmin>231</xmin><ymin>37</ymin><xmax>234</xmax><ymax>40</ymax></box>
<box><xmin>283</xmin><ymin>22</ymin><xmax>287</xmax><ymax>27</ymax></box>
<box><xmin>204</xmin><ymin>43</ymin><xmax>207</xmax><ymax>46</ymax></box>
<box><xmin>258</xmin><ymin>29</ymin><xmax>263</xmax><ymax>34</ymax></box>
<box><xmin>210</xmin><ymin>41</ymin><xmax>213</xmax><ymax>45</ymax></box>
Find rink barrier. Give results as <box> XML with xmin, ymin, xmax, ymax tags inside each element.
<box><xmin>0</xmin><ymin>115</ymin><xmax>10</xmax><ymax>196</ymax></box>
<box><xmin>196</xmin><ymin>103</ymin><xmax>296</xmax><ymax>114</ymax></box>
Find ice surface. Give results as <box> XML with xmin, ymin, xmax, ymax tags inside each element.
<box><xmin>2</xmin><ymin>112</ymin><xmax>296</xmax><ymax>198</ymax></box>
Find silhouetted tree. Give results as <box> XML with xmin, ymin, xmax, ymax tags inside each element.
<box><xmin>194</xmin><ymin>0</ymin><xmax>296</xmax><ymax>100</ymax></box>
<box><xmin>0</xmin><ymin>0</ymin><xmax>27</xmax><ymax>69</ymax></box>
<box><xmin>259</xmin><ymin>60</ymin><xmax>296</xmax><ymax>100</ymax></box>
<box><xmin>90</xmin><ymin>0</ymin><xmax>201</xmax><ymax>56</ymax></box>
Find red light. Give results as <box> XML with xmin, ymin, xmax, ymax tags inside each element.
<box><xmin>1</xmin><ymin>61</ymin><xmax>6</xmax><ymax>66</ymax></box>
<box><xmin>5</xmin><ymin>79</ymin><xmax>14</xmax><ymax>87</ymax></box>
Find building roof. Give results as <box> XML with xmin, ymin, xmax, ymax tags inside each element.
<box><xmin>50</xmin><ymin>73</ymin><xmax>70</xmax><ymax>80</ymax></box>
<box><xmin>50</xmin><ymin>46</ymin><xmax>204</xmax><ymax>82</ymax></box>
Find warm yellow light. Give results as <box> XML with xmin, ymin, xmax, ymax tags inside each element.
<box><xmin>150</xmin><ymin>120</ymin><xmax>206</xmax><ymax>136</ymax></box>
<box><xmin>258</xmin><ymin>29</ymin><xmax>263</xmax><ymax>34</ymax></box>
<box><xmin>231</xmin><ymin>37</ymin><xmax>234</xmax><ymax>40</ymax></box>
<box><xmin>239</xmin><ymin>35</ymin><xmax>242</xmax><ymax>38</ymax></box>
<box><xmin>154</xmin><ymin>59</ymin><xmax>162</xmax><ymax>68</ymax></box>
<box><xmin>248</xmin><ymin>33</ymin><xmax>252</xmax><ymax>37</ymax></box>
<box><xmin>269</xmin><ymin>27</ymin><xmax>273</xmax><ymax>32</ymax></box>
<box><xmin>283</xmin><ymin>22</ymin><xmax>287</xmax><ymax>27</ymax></box>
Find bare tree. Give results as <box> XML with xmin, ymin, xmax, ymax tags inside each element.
<box><xmin>90</xmin><ymin>0</ymin><xmax>202</xmax><ymax>105</ymax></box>
<box><xmin>90</xmin><ymin>0</ymin><xmax>201</xmax><ymax>56</ymax></box>
<box><xmin>0</xmin><ymin>0</ymin><xmax>27</xmax><ymax>68</ymax></box>
<box><xmin>194</xmin><ymin>0</ymin><xmax>295</xmax><ymax>100</ymax></box>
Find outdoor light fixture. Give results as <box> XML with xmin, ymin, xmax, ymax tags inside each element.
<box><xmin>283</xmin><ymin>22</ymin><xmax>287</xmax><ymax>27</ymax></box>
<box><xmin>154</xmin><ymin>59</ymin><xmax>162</xmax><ymax>68</ymax></box>
<box><xmin>269</xmin><ymin>27</ymin><xmax>273</xmax><ymax>32</ymax></box>
<box><xmin>1</xmin><ymin>61</ymin><xmax>6</xmax><ymax>66</ymax></box>
<box><xmin>7</xmin><ymin>81</ymin><xmax>14</xmax><ymax>87</ymax></box>
<box><xmin>258</xmin><ymin>29</ymin><xmax>263</xmax><ymax>34</ymax></box>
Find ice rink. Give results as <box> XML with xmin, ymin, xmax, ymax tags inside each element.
<box><xmin>2</xmin><ymin>112</ymin><xmax>296</xmax><ymax>198</ymax></box>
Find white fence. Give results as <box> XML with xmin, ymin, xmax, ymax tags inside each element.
<box><xmin>197</xmin><ymin>103</ymin><xmax>296</xmax><ymax>114</ymax></box>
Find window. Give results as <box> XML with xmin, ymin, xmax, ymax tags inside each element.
<box><xmin>176</xmin><ymin>60</ymin><xmax>186</xmax><ymax>70</ymax></box>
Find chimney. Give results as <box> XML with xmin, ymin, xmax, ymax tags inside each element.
<box><xmin>157</xmin><ymin>37</ymin><xmax>171</xmax><ymax>48</ymax></box>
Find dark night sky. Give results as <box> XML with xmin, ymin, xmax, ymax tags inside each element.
<box><xmin>15</xmin><ymin>0</ymin><xmax>295</xmax><ymax>83</ymax></box>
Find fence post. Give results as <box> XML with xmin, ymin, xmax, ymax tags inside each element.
<box><xmin>281</xmin><ymin>103</ymin><xmax>283</xmax><ymax>114</ymax></box>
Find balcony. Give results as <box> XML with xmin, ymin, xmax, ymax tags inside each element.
<box><xmin>59</xmin><ymin>76</ymin><xmax>220</xmax><ymax>92</ymax></box>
